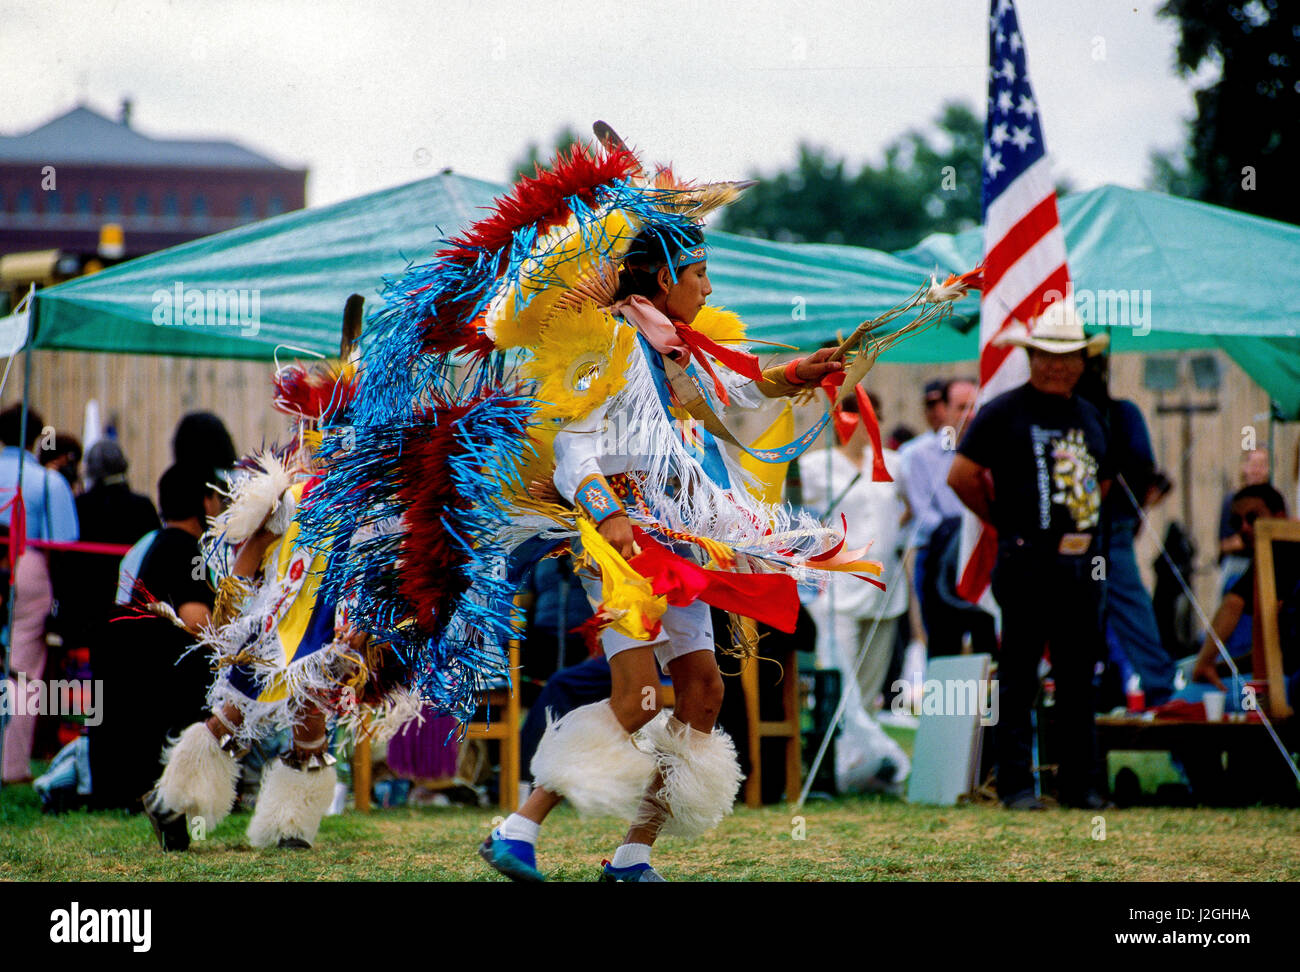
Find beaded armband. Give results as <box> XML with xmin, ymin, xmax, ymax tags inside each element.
<box><xmin>575</xmin><ymin>475</ymin><xmax>625</xmax><ymax>524</ymax></box>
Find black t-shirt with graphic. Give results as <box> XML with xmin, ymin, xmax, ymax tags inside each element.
<box><xmin>957</xmin><ymin>382</ymin><xmax>1111</xmax><ymax>541</ymax></box>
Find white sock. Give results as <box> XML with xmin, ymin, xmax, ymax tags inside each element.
<box><xmin>497</xmin><ymin>813</ymin><xmax>540</xmax><ymax>844</ymax></box>
<box><xmin>610</xmin><ymin>842</ymin><xmax>652</xmax><ymax>868</ymax></box>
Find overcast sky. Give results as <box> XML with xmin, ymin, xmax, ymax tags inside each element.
<box><xmin>5</xmin><ymin>0</ymin><xmax>1202</xmax><ymax>208</ymax></box>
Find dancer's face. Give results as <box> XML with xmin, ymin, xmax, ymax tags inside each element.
<box><xmin>658</xmin><ymin>261</ymin><xmax>712</xmax><ymax>325</ymax></box>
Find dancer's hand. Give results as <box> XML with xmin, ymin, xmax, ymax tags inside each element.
<box><xmin>528</xmin><ymin>477</ymin><xmax>562</xmax><ymax>504</ymax></box>
<box><xmin>794</xmin><ymin>347</ymin><xmax>844</xmax><ymax>383</ymax></box>
<box><xmin>598</xmin><ymin>511</ymin><xmax>636</xmax><ymax>560</ymax></box>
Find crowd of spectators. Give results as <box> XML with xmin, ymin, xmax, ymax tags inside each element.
<box><xmin>5</xmin><ymin>361</ymin><xmax>1297</xmax><ymax>812</ymax></box>
<box><xmin>1</xmin><ymin>405</ymin><xmax>238</xmax><ymax>811</ymax></box>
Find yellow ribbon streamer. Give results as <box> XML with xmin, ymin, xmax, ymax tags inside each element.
<box><xmin>575</xmin><ymin>518</ymin><xmax>667</xmax><ymax>642</ymax></box>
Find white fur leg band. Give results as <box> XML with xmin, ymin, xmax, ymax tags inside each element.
<box><xmin>645</xmin><ymin>715</ymin><xmax>744</xmax><ymax>839</ymax></box>
<box><xmin>530</xmin><ymin>700</ymin><xmax>656</xmax><ymax>820</ymax></box>
<box><xmin>246</xmin><ymin>759</ymin><xmax>338</xmax><ymax>849</ymax></box>
<box><xmin>155</xmin><ymin>722</ymin><xmax>241</xmax><ymax>833</ymax></box>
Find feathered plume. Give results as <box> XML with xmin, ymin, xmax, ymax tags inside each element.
<box><xmin>273</xmin><ymin>362</ymin><xmax>357</xmax><ymax>423</ymax></box>
<box><xmin>210</xmin><ymin>450</ymin><xmax>299</xmax><ymax>544</ymax></box>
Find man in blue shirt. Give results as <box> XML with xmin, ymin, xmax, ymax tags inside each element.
<box><xmin>1076</xmin><ymin>355</ymin><xmax>1176</xmax><ymax>707</ymax></box>
<box><xmin>1</xmin><ymin>404</ymin><xmax>79</xmax><ymax>783</ymax></box>
<box><xmin>897</xmin><ymin>377</ymin><xmax>994</xmax><ymax>658</ymax></box>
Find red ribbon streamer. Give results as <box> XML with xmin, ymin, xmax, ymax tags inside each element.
<box><xmin>855</xmin><ymin>573</ymin><xmax>889</xmax><ymax>591</ymax></box>
<box><xmin>628</xmin><ymin>528</ymin><xmax>799</xmax><ymax>634</ymax></box>
<box><xmin>817</xmin><ymin>374</ymin><xmax>892</xmax><ymax>482</ymax></box>
<box><xmin>673</xmin><ymin>323</ymin><xmax>763</xmax><ymax>407</ymax></box>
<box><xmin>854</xmin><ymin>384</ymin><xmax>892</xmax><ymax>483</ymax></box>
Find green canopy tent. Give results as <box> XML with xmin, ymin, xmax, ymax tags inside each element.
<box><xmin>895</xmin><ymin>184</ymin><xmax>1300</xmax><ymax>417</ymax></box>
<box><xmin>15</xmin><ymin>171</ymin><xmax>948</xmax><ymax>362</ymax></box>
<box><xmin>16</xmin><ymin>173</ymin><xmax>504</xmax><ymax>358</ymax></box>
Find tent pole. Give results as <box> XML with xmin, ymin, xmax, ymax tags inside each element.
<box><xmin>0</xmin><ymin>342</ymin><xmax>32</xmax><ymax>795</ymax></box>
<box><xmin>1267</xmin><ymin>400</ymin><xmax>1277</xmax><ymax>482</ymax></box>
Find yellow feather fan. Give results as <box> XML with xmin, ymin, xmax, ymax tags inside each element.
<box><xmin>487</xmin><ymin>208</ymin><xmax>642</xmax><ymax>350</ymax></box>
<box><xmin>525</xmin><ymin>301</ymin><xmax>635</xmax><ymax>423</ymax></box>
<box><xmin>690</xmin><ymin>305</ymin><xmax>747</xmax><ymax>345</ymax></box>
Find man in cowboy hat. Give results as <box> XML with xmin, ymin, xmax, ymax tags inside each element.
<box><xmin>947</xmin><ymin>301</ymin><xmax>1113</xmax><ymax>810</ymax></box>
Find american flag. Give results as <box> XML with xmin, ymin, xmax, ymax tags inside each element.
<box><xmin>956</xmin><ymin>0</ymin><xmax>1070</xmax><ymax>605</ymax></box>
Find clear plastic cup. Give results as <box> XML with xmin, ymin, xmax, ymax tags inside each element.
<box><xmin>1202</xmin><ymin>690</ymin><xmax>1226</xmax><ymax>722</ymax></box>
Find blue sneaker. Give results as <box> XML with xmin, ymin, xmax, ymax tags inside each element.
<box><xmin>478</xmin><ymin>830</ymin><xmax>546</xmax><ymax>882</ymax></box>
<box><xmin>599</xmin><ymin>860</ymin><xmax>667</xmax><ymax>882</ymax></box>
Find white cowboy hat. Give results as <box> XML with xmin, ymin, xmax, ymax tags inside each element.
<box><xmin>993</xmin><ymin>300</ymin><xmax>1109</xmax><ymax>356</ymax></box>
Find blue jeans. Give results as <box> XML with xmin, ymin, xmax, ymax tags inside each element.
<box><xmin>33</xmin><ymin>736</ymin><xmax>91</xmax><ymax>798</ymax></box>
<box><xmin>1104</xmin><ymin>521</ymin><xmax>1175</xmax><ymax>706</ymax></box>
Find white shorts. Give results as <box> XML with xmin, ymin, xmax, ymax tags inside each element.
<box><xmin>577</xmin><ymin>569</ymin><xmax>714</xmax><ymax>669</ymax></box>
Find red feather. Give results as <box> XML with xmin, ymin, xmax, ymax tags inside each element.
<box><xmin>394</xmin><ymin>393</ymin><xmax>529</xmax><ymax>633</ymax></box>
<box><xmin>396</xmin><ymin>402</ymin><xmax>474</xmax><ymax>631</ymax></box>
<box><xmin>273</xmin><ymin>364</ymin><xmax>356</xmax><ymax>421</ymax></box>
<box><xmin>415</xmin><ymin>144</ymin><xmax>636</xmax><ymax>356</ymax></box>
<box><xmin>441</xmin><ymin>143</ymin><xmax>638</xmax><ymax>262</ymax></box>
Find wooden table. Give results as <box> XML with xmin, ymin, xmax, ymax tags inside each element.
<box><xmin>1096</xmin><ymin>714</ymin><xmax>1299</xmax><ymax>804</ymax></box>
<box><xmin>1095</xmin><ymin>714</ymin><xmax>1300</xmax><ymax>751</ymax></box>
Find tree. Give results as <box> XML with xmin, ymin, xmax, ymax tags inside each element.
<box><xmin>1147</xmin><ymin>144</ymin><xmax>1202</xmax><ymax>199</ymax></box>
<box><xmin>509</xmin><ymin>126</ymin><xmax>583</xmax><ymax>182</ymax></box>
<box><xmin>716</xmin><ymin>101</ymin><xmax>985</xmax><ymax>250</ymax></box>
<box><xmin>1154</xmin><ymin>0</ymin><xmax>1299</xmax><ymax>223</ymax></box>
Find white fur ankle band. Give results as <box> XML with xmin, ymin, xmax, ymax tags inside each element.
<box><xmin>530</xmin><ymin>699</ymin><xmax>657</xmax><ymax>821</ymax></box>
<box><xmin>247</xmin><ymin>760</ymin><xmax>337</xmax><ymax>849</ymax></box>
<box><xmin>643</xmin><ymin>715</ymin><xmax>744</xmax><ymax>839</ymax></box>
<box><xmin>155</xmin><ymin>722</ymin><xmax>241</xmax><ymax>833</ymax></box>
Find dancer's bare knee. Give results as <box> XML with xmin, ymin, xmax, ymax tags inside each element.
<box><xmin>610</xmin><ymin>686</ymin><xmax>662</xmax><ymax>732</ymax></box>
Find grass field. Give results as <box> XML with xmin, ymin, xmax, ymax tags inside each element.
<box><xmin>3</xmin><ymin>778</ymin><xmax>1297</xmax><ymax>882</ymax></box>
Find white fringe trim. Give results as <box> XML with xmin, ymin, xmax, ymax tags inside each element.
<box><xmin>601</xmin><ymin>350</ymin><xmax>837</xmax><ymax>570</ymax></box>
<box><xmin>340</xmin><ymin>686</ymin><xmax>426</xmax><ymax>746</ymax></box>
<box><xmin>196</xmin><ymin>569</ymin><xmax>368</xmax><ymax>747</ymax></box>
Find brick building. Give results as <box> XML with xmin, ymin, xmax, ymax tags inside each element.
<box><xmin>0</xmin><ymin>101</ymin><xmax>307</xmax><ymax>280</ymax></box>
